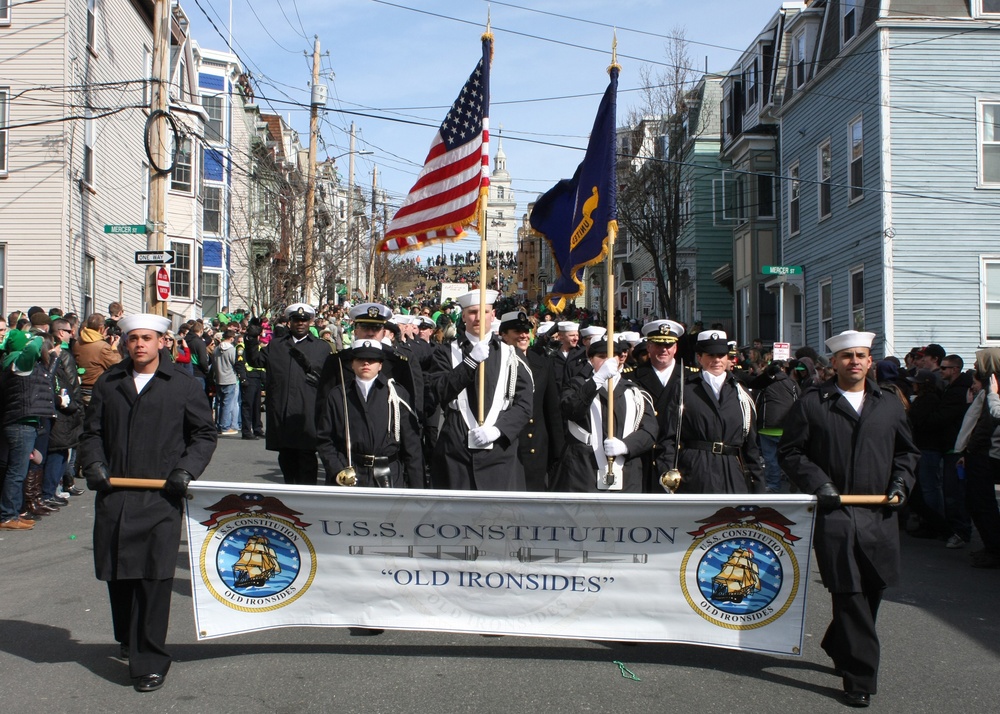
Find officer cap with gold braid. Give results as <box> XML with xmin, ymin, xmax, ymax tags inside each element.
<box><xmin>641</xmin><ymin>319</ymin><xmax>684</xmax><ymax>344</ymax></box>
<box><xmin>349</xmin><ymin>302</ymin><xmax>393</xmax><ymax>325</ymax></box>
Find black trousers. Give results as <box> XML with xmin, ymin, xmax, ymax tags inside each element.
<box><xmin>964</xmin><ymin>453</ymin><xmax>1000</xmax><ymax>554</ymax></box>
<box><xmin>107</xmin><ymin>578</ymin><xmax>173</xmax><ymax>679</ymax></box>
<box><xmin>240</xmin><ymin>375</ymin><xmax>264</xmax><ymax>437</ymax></box>
<box><xmin>277</xmin><ymin>448</ymin><xmax>318</xmax><ymax>485</ymax></box>
<box><xmin>822</xmin><ymin>589</ymin><xmax>884</xmax><ymax>695</ymax></box>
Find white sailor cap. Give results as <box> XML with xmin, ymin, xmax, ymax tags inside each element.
<box><xmin>826</xmin><ymin>330</ymin><xmax>876</xmax><ymax>355</ymax></box>
<box><xmin>696</xmin><ymin>330</ymin><xmax>730</xmax><ymax>356</ymax></box>
<box><xmin>642</xmin><ymin>319</ymin><xmax>684</xmax><ymax>343</ymax></box>
<box><xmin>580</xmin><ymin>325</ymin><xmax>607</xmax><ymax>340</ymax></box>
<box><xmin>557</xmin><ymin>321</ymin><xmax>580</xmax><ymax>333</ymax></box>
<box><xmin>284</xmin><ymin>302</ymin><xmax>315</xmax><ymax>320</ymax></box>
<box><xmin>499</xmin><ymin>310</ymin><xmax>532</xmax><ymax>332</ymax></box>
<box><xmin>349</xmin><ymin>302</ymin><xmax>393</xmax><ymax>324</ymax></box>
<box><xmin>619</xmin><ymin>330</ymin><xmax>642</xmax><ymax>346</ymax></box>
<box><xmin>536</xmin><ymin>322</ymin><xmax>556</xmax><ymax>336</ymax></box>
<box><xmin>389</xmin><ymin>314</ymin><xmax>416</xmax><ymax>325</ymax></box>
<box><xmin>118</xmin><ymin>313</ymin><xmax>171</xmax><ymax>335</ymax></box>
<box><xmin>349</xmin><ymin>339</ymin><xmax>387</xmax><ymax>360</ymax></box>
<box><xmin>455</xmin><ymin>290</ymin><xmax>498</xmax><ymax>309</ymax></box>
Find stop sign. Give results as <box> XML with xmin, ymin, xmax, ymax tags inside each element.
<box><xmin>156</xmin><ymin>267</ymin><xmax>170</xmax><ymax>301</ymax></box>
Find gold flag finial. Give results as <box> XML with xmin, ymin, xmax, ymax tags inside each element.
<box><xmin>482</xmin><ymin>5</ymin><xmax>494</xmax><ymax>48</ymax></box>
<box><xmin>609</xmin><ymin>29</ymin><xmax>621</xmax><ymax>74</ymax></box>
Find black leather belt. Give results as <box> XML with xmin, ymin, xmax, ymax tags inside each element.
<box><xmin>683</xmin><ymin>440</ymin><xmax>739</xmax><ymax>456</ymax></box>
<box><xmin>358</xmin><ymin>454</ymin><xmax>397</xmax><ymax>467</ymax></box>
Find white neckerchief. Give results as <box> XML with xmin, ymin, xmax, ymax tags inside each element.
<box><xmin>356</xmin><ymin>376</ymin><xmax>376</xmax><ymax>402</ymax></box>
<box><xmin>132</xmin><ymin>371</ymin><xmax>155</xmax><ymax>394</ymax></box>
<box><xmin>837</xmin><ymin>387</ymin><xmax>866</xmax><ymax>415</ymax></box>
<box><xmin>654</xmin><ymin>361</ymin><xmax>675</xmax><ymax>387</ymax></box>
<box><xmin>702</xmin><ymin>370</ymin><xmax>726</xmax><ymax>401</ymax></box>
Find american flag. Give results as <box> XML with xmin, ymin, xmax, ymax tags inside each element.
<box><xmin>379</xmin><ymin>37</ymin><xmax>491</xmax><ymax>253</ymax></box>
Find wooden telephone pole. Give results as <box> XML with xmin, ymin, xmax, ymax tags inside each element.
<box><xmin>147</xmin><ymin>0</ymin><xmax>170</xmax><ymax>317</ymax></box>
<box><xmin>303</xmin><ymin>36</ymin><xmax>322</xmax><ymax>305</ymax></box>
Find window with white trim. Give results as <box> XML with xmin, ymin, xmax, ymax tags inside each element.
<box><xmin>83</xmin><ymin>255</ymin><xmax>95</xmax><ymax>318</ymax></box>
<box><xmin>87</xmin><ymin>0</ymin><xmax>97</xmax><ymax>53</ymax></box>
<box><xmin>792</xmin><ymin>32</ymin><xmax>807</xmax><ymax>89</ymax></box>
<box><xmin>0</xmin><ymin>88</ymin><xmax>8</xmax><ymax>174</ymax></box>
<box><xmin>820</xmin><ymin>279</ymin><xmax>833</xmax><ymax>343</ymax></box>
<box><xmin>202</xmin><ymin>94</ymin><xmax>224</xmax><ymax>143</ymax></box>
<box><xmin>745</xmin><ymin>58</ymin><xmax>758</xmax><ymax>108</ymax></box>
<box><xmin>818</xmin><ymin>140</ymin><xmax>832</xmax><ymax>219</ymax></box>
<box><xmin>203</xmin><ymin>184</ymin><xmax>222</xmax><ymax>234</ymax></box>
<box><xmin>842</xmin><ymin>0</ymin><xmax>860</xmax><ymax>45</ymax></box>
<box><xmin>849</xmin><ymin>116</ymin><xmax>863</xmax><ymax>202</ymax></box>
<box><xmin>171</xmin><ymin>137</ymin><xmax>193</xmax><ymax>193</ymax></box>
<box><xmin>83</xmin><ymin>110</ymin><xmax>95</xmax><ymax>187</ymax></box>
<box><xmin>680</xmin><ymin>181</ymin><xmax>693</xmax><ymax>226</ymax></box>
<box><xmin>0</xmin><ymin>0</ymin><xmax>10</xmax><ymax>25</ymax></box>
<box><xmin>170</xmin><ymin>240</ymin><xmax>192</xmax><ymax>299</ymax></box>
<box><xmin>979</xmin><ymin>100</ymin><xmax>1000</xmax><ymax>186</ymax></box>
<box><xmin>757</xmin><ymin>173</ymin><xmax>774</xmax><ymax>217</ymax></box>
<box><xmin>201</xmin><ymin>271</ymin><xmax>221</xmax><ymax>316</ymax></box>
<box><xmin>788</xmin><ymin>163</ymin><xmax>800</xmax><ymax>236</ymax></box>
<box><xmin>982</xmin><ymin>258</ymin><xmax>1000</xmax><ymax>341</ymax></box>
<box><xmin>975</xmin><ymin>1</ymin><xmax>1000</xmax><ymax>18</ymax></box>
<box><xmin>850</xmin><ymin>266</ymin><xmax>865</xmax><ymax>330</ymax></box>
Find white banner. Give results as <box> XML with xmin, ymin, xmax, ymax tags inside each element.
<box><xmin>186</xmin><ymin>483</ymin><xmax>816</xmax><ymax>655</ymax></box>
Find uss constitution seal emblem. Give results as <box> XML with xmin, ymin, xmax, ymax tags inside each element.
<box><xmin>198</xmin><ymin>493</ymin><xmax>318</xmax><ymax>613</ymax></box>
<box><xmin>679</xmin><ymin>505</ymin><xmax>802</xmax><ymax>636</ymax></box>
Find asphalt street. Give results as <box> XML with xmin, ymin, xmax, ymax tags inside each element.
<box><xmin>2</xmin><ymin>435</ymin><xmax>998</xmax><ymax>713</ymax></box>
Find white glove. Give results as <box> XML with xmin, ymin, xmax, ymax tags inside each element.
<box><xmin>59</xmin><ymin>390</ymin><xmax>71</xmax><ymax>409</ymax></box>
<box><xmin>604</xmin><ymin>438</ymin><xmax>628</xmax><ymax>457</ymax></box>
<box><xmin>469</xmin><ymin>340</ymin><xmax>491</xmax><ymax>364</ymax></box>
<box><xmin>469</xmin><ymin>425</ymin><xmax>501</xmax><ymax>447</ymax></box>
<box><xmin>592</xmin><ymin>359</ymin><xmax>619</xmax><ymax>387</ymax></box>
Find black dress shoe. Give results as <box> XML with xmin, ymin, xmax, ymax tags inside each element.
<box><xmin>842</xmin><ymin>691</ymin><xmax>870</xmax><ymax>708</ymax></box>
<box><xmin>241</xmin><ymin>434</ymin><xmax>258</xmax><ymax>440</ymax></box>
<box><xmin>135</xmin><ymin>673</ymin><xmax>166</xmax><ymax>692</ymax></box>
<box><xmin>118</xmin><ymin>644</ymin><xmax>129</xmax><ymax>660</ymax></box>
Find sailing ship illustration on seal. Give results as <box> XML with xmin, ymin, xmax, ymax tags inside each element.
<box><xmin>711</xmin><ymin>547</ymin><xmax>761</xmax><ymax>603</ymax></box>
<box><xmin>232</xmin><ymin>535</ymin><xmax>282</xmax><ymax>588</ymax></box>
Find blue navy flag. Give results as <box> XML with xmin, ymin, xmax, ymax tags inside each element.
<box><xmin>530</xmin><ymin>67</ymin><xmax>618</xmax><ymax>312</ymax></box>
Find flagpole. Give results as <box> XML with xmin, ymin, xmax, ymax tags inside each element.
<box><xmin>605</xmin><ymin>36</ymin><xmax>621</xmax><ymax>477</ymax></box>
<box><xmin>477</xmin><ymin>19</ymin><xmax>493</xmax><ymax>426</ymax></box>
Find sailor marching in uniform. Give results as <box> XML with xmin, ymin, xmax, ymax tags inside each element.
<box><xmin>316</xmin><ymin>339</ymin><xmax>424</xmax><ymax>488</ymax></box>
<box><xmin>427</xmin><ymin>290</ymin><xmax>533</xmax><ymax>490</ymax></box>
<box><xmin>656</xmin><ymin>330</ymin><xmax>765</xmax><ymax>494</ymax></box>
<box><xmin>552</xmin><ymin>338</ymin><xmax>658</xmax><ymax>493</ymax></box>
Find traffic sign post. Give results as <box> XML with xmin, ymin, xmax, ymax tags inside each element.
<box><xmin>135</xmin><ymin>250</ymin><xmax>175</xmax><ymax>265</ymax></box>
<box><xmin>156</xmin><ymin>267</ymin><xmax>170</xmax><ymax>301</ymax></box>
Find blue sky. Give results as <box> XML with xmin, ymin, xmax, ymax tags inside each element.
<box><xmin>190</xmin><ymin>0</ymin><xmax>783</xmax><ymax>256</ymax></box>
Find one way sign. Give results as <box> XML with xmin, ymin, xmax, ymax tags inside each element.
<box><xmin>135</xmin><ymin>250</ymin><xmax>176</xmax><ymax>265</ymax></box>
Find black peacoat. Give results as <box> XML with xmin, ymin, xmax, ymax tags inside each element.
<box><xmin>630</xmin><ymin>360</ymin><xmax>685</xmax><ymax>492</ymax></box>
<box><xmin>657</xmin><ymin>371</ymin><xmax>766</xmax><ymax>494</ymax></box>
<box><xmin>80</xmin><ymin>353</ymin><xmax>217</xmax><ymax>581</ymax></box>
<box><xmin>778</xmin><ymin>379</ymin><xmax>919</xmax><ymax>592</ymax></box>
<box><xmin>427</xmin><ymin>335</ymin><xmax>533</xmax><ymax>490</ymax></box>
<box><xmin>552</xmin><ymin>375</ymin><xmax>657</xmax><ymax>493</ymax></box>
<box><xmin>315</xmin><ymin>371</ymin><xmax>424</xmax><ymax>488</ymax></box>
<box><xmin>245</xmin><ymin>333</ymin><xmax>332</xmax><ymax>451</ymax></box>
<box><xmin>516</xmin><ymin>348</ymin><xmax>565</xmax><ymax>491</ymax></box>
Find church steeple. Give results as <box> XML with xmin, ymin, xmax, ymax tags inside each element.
<box><xmin>494</xmin><ymin>134</ymin><xmax>507</xmax><ymax>176</ymax></box>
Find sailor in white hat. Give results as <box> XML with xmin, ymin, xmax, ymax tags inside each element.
<box><xmin>551</xmin><ymin>320</ymin><xmax>586</xmax><ymax>390</ymax></box>
<box><xmin>425</xmin><ymin>293</ymin><xmax>533</xmax><ymax>491</ymax></box>
<box><xmin>579</xmin><ymin>325</ymin><xmax>607</xmax><ymax>349</ymax></box>
<box><xmin>779</xmin><ymin>328</ymin><xmax>917</xmax><ymax>707</ymax></box>
<box><xmin>284</xmin><ymin>302</ymin><xmax>316</xmax><ymax>321</ymax></box>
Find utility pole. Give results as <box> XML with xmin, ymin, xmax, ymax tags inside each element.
<box><xmin>302</xmin><ymin>35</ymin><xmax>322</xmax><ymax>305</ymax></box>
<box><xmin>345</xmin><ymin>121</ymin><xmax>357</xmax><ymax>302</ymax></box>
<box><xmin>367</xmin><ymin>165</ymin><xmax>378</xmax><ymax>299</ymax></box>
<box><xmin>148</xmin><ymin>0</ymin><xmax>170</xmax><ymax>317</ymax></box>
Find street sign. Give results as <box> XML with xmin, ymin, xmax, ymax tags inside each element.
<box><xmin>156</xmin><ymin>267</ymin><xmax>170</xmax><ymax>301</ymax></box>
<box><xmin>135</xmin><ymin>250</ymin><xmax>175</xmax><ymax>265</ymax></box>
<box><xmin>773</xmin><ymin>342</ymin><xmax>791</xmax><ymax>361</ymax></box>
<box><xmin>104</xmin><ymin>224</ymin><xmax>151</xmax><ymax>234</ymax></box>
<box><xmin>762</xmin><ymin>265</ymin><xmax>803</xmax><ymax>276</ymax></box>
